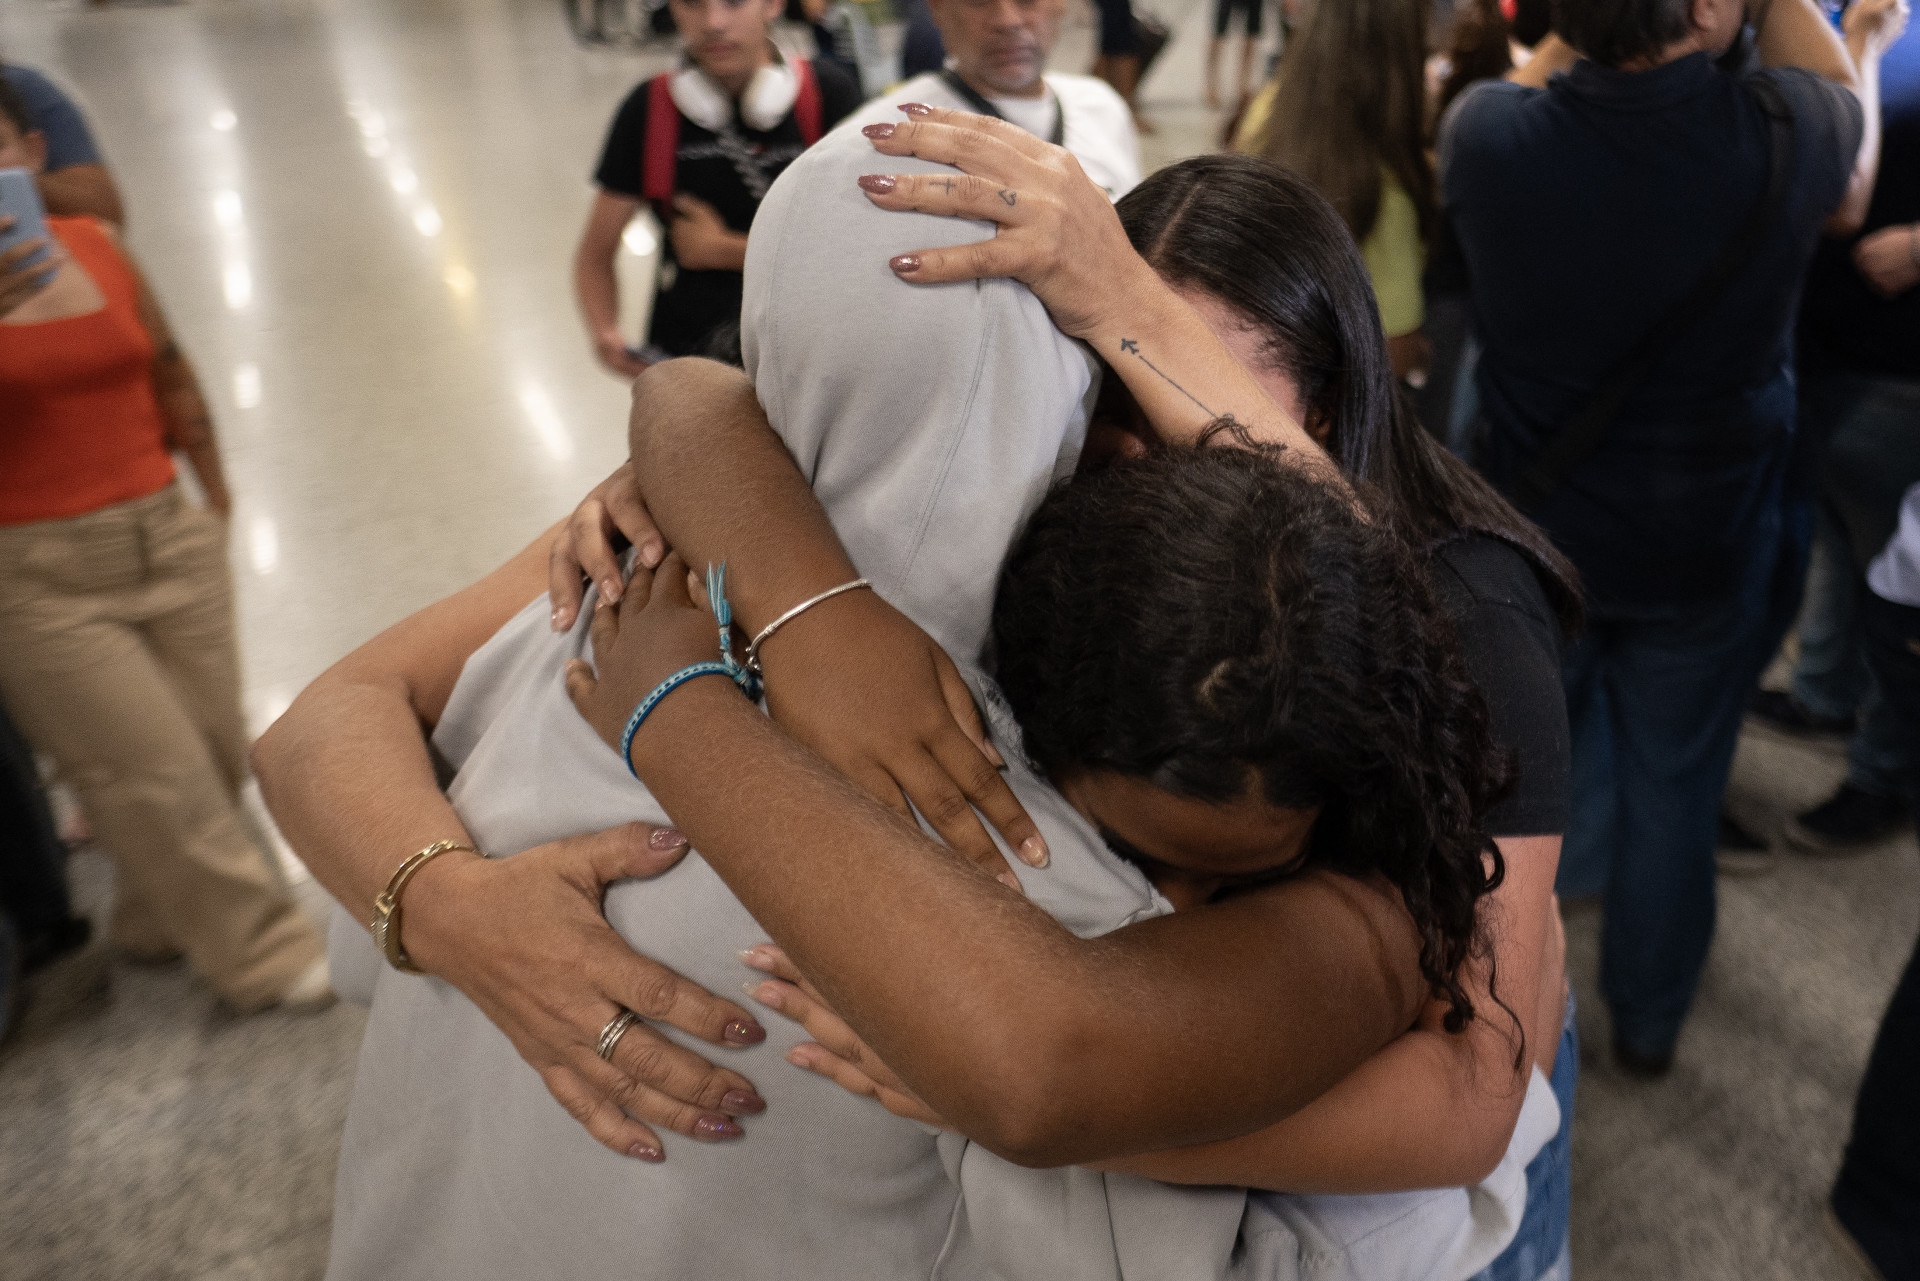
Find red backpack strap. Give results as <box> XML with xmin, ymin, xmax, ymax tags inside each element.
<box><xmin>641</xmin><ymin>73</ymin><xmax>680</xmax><ymax>203</ymax></box>
<box><xmin>792</xmin><ymin>57</ymin><xmax>823</xmax><ymax>147</ymax></box>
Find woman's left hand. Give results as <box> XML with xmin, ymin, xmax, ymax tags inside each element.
<box><xmin>856</xmin><ymin>105</ymin><xmax>1145</xmax><ymax>339</ymax></box>
<box><xmin>740</xmin><ymin>943</ymin><xmax>952</xmax><ymax>1130</ymax></box>
<box><xmin>565</xmin><ymin>551</ymin><xmax>730</xmax><ymax>767</ymax></box>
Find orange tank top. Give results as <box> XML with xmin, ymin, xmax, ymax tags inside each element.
<box><xmin>0</xmin><ymin>216</ymin><xmax>175</xmax><ymax>525</ymax></box>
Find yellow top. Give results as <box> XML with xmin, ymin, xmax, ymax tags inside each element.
<box><xmin>1361</xmin><ymin>172</ymin><xmax>1425</xmax><ymax>339</ymax></box>
<box><xmin>1232</xmin><ymin>86</ymin><xmax>1426</xmax><ymax>338</ymax></box>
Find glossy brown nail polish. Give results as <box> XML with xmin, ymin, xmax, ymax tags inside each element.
<box><xmin>890</xmin><ymin>254</ymin><xmax>922</xmax><ymax>274</ymax></box>
<box><xmin>648</xmin><ymin>826</ymin><xmax>687</xmax><ymax>851</ymax></box>
<box><xmin>898</xmin><ymin>102</ymin><xmax>934</xmax><ymax>116</ymax></box>
<box><xmin>862</xmin><ymin>122</ymin><xmax>895</xmax><ymax>140</ymax></box>
<box><xmin>629</xmin><ymin>1141</ymin><xmax>664</xmax><ymax>1162</ymax></box>
<box><xmin>857</xmin><ymin>174</ymin><xmax>897</xmax><ymax>194</ymax></box>
<box><xmin>723</xmin><ymin>1019</ymin><xmax>766</xmax><ymax>1046</ymax></box>
<box><xmin>695</xmin><ymin>1115</ymin><xmax>745</xmax><ymax>1140</ymax></box>
<box><xmin>722</xmin><ymin>1088</ymin><xmax>767</xmax><ymax>1114</ymax></box>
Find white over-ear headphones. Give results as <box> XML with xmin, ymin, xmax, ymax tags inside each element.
<box><xmin>669</xmin><ymin>48</ymin><xmax>800</xmax><ymax>133</ymax></box>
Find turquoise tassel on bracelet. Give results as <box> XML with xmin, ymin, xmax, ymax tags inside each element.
<box><xmin>705</xmin><ymin>562</ymin><xmax>763</xmax><ymax>702</ymax></box>
<box><xmin>617</xmin><ymin>563</ymin><xmax>761</xmax><ymax>778</ymax></box>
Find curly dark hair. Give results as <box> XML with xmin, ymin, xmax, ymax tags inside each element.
<box><xmin>992</xmin><ymin>441</ymin><xmax>1511</xmax><ymax>1034</ymax></box>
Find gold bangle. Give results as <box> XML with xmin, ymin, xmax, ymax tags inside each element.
<box><xmin>369</xmin><ymin>839</ymin><xmax>476</xmax><ymax>974</ymax></box>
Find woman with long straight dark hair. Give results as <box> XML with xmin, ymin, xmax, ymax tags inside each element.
<box><xmin>1232</xmin><ymin>0</ymin><xmax>1436</xmax><ymax>379</ymax></box>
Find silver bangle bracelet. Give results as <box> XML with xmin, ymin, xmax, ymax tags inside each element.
<box><xmin>745</xmin><ymin>578</ymin><xmax>872</xmax><ymax>675</ymax></box>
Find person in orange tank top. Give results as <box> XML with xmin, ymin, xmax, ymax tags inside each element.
<box><xmin>0</xmin><ymin>80</ymin><xmax>329</xmax><ymax>1014</ymax></box>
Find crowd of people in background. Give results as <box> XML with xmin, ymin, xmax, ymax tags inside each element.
<box><xmin>3</xmin><ymin>0</ymin><xmax>1920</xmax><ymax>1273</ymax></box>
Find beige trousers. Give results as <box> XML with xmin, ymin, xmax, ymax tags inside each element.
<box><xmin>0</xmin><ymin>484</ymin><xmax>320</xmax><ymax>1010</ymax></box>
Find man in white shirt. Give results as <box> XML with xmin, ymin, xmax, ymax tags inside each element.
<box><xmin>885</xmin><ymin>0</ymin><xmax>1140</xmax><ymax>198</ymax></box>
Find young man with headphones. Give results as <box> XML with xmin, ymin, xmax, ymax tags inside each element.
<box><xmin>574</xmin><ymin>0</ymin><xmax>861</xmax><ymax>378</ymax></box>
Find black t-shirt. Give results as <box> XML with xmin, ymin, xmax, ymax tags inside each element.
<box><xmin>593</xmin><ymin>61</ymin><xmax>862</xmax><ymax>357</ymax></box>
<box><xmin>1428</xmin><ymin>535</ymin><xmax>1570</xmax><ymax>837</ymax></box>
<box><xmin>1440</xmin><ymin>57</ymin><xmax>1862</xmax><ymax>607</ymax></box>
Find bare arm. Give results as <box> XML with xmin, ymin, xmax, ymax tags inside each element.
<box><xmin>1506</xmin><ymin>33</ymin><xmax>1579</xmax><ymax>87</ymax></box>
<box><xmin>1097</xmin><ymin>835</ymin><xmax>1562</xmax><ymax>1190</ymax></box>
<box><xmin>253</xmin><ymin>529</ymin><xmax>774</xmax><ymax>1159</ymax></box>
<box><xmin>572</xmin><ymin>562</ymin><xmax>1427</xmax><ymax>1168</ymax></box>
<box><xmin>122</xmin><ymin>240</ymin><xmax>229</xmax><ymax>516</ymax></box>
<box><xmin>574</xmin><ymin>190</ymin><xmax>648</xmax><ymax>378</ymax></box>
<box><xmin>38</xmin><ymin>163</ymin><xmax>123</xmax><ymax>227</ymax></box>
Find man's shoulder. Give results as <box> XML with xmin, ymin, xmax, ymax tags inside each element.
<box><xmin>1745</xmin><ymin>64</ymin><xmax>1863</xmax><ymax>137</ymax></box>
<box><xmin>1438</xmin><ymin>77</ymin><xmax>1544</xmax><ymax>179</ymax></box>
<box><xmin>1045</xmin><ymin>73</ymin><xmax>1131</xmax><ymax>120</ymax></box>
<box><xmin>2</xmin><ymin>63</ymin><xmax>67</xmax><ymax>112</ymax></box>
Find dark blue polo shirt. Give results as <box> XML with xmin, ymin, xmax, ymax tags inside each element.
<box><xmin>1801</xmin><ymin>20</ymin><xmax>1920</xmax><ymax>380</ymax></box>
<box><xmin>1441</xmin><ymin>54</ymin><xmax>1861</xmax><ymax>607</ymax></box>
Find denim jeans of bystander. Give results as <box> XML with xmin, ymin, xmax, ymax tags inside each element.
<box><xmin>1557</xmin><ymin>547</ymin><xmax>1775</xmax><ymax>1059</ymax></box>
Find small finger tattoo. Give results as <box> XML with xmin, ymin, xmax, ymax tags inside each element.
<box><xmin>934</xmin><ymin>178</ymin><xmax>956</xmax><ymax>194</ymax></box>
<box><xmin>998</xmin><ymin>190</ymin><xmax>1017</xmax><ymax>207</ymax></box>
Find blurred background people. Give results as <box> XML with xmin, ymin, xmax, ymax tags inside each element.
<box><xmin>0</xmin><ymin>82</ymin><xmax>328</xmax><ymax>1015</ymax></box>
<box><xmin>1749</xmin><ymin>12</ymin><xmax>1920</xmax><ymax>858</ymax></box>
<box><xmin>1823</xmin><ymin>482</ymin><xmax>1920</xmax><ymax>1280</ymax></box>
<box><xmin>892</xmin><ymin>0</ymin><xmax>1141</xmax><ymax>196</ymax></box>
<box><xmin>1</xmin><ymin>57</ymin><xmax>122</xmax><ymax>225</ymax></box>
<box><xmin>1235</xmin><ymin>0</ymin><xmax>1435</xmax><ymax>383</ymax></box>
<box><xmin>1089</xmin><ymin>0</ymin><xmax>1148</xmax><ymax>126</ymax></box>
<box><xmin>572</xmin><ymin>0</ymin><xmax>860</xmax><ymax>379</ymax></box>
<box><xmin>1439</xmin><ymin>0</ymin><xmax>1903</xmax><ymax>1075</ymax></box>
<box><xmin>1205</xmin><ymin>0</ymin><xmax>1262</xmax><ymax>110</ymax></box>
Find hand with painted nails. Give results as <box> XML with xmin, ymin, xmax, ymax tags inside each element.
<box><xmin>858</xmin><ymin>104</ymin><xmax>1140</xmax><ymax>340</ymax></box>
<box><xmin>740</xmin><ymin>944</ymin><xmax>950</xmax><ymax>1130</ymax></box>
<box><xmin>548</xmin><ymin>459</ymin><xmax>670</xmax><ymax>633</ymax></box>
<box><xmin>398</xmin><ymin>821</ymin><xmax>770</xmax><ymax>1163</ymax></box>
<box><xmin>559</xmin><ymin>357</ymin><xmax>1048</xmax><ymax>880</ymax></box>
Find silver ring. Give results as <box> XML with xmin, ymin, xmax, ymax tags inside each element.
<box><xmin>596</xmin><ymin>1009</ymin><xmax>641</xmax><ymax>1062</ymax></box>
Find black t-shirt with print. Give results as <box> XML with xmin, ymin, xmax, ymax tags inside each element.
<box><xmin>594</xmin><ymin>60</ymin><xmax>862</xmax><ymax>357</ymax></box>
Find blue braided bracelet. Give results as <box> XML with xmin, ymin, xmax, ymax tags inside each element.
<box><xmin>619</xmin><ymin>661</ymin><xmax>735</xmax><ymax>778</ymax></box>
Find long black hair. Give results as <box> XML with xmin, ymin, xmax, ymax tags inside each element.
<box><xmin>993</xmin><ymin>444</ymin><xmax>1508</xmax><ymax>1033</ymax></box>
<box><xmin>1116</xmin><ymin>153</ymin><xmax>1582</xmax><ymax>633</ymax></box>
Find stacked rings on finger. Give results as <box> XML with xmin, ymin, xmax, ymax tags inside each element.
<box><xmin>596</xmin><ymin>1009</ymin><xmax>641</xmax><ymax>1062</ymax></box>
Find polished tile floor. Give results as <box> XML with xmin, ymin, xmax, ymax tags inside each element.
<box><xmin>0</xmin><ymin>0</ymin><xmax>1914</xmax><ymax>1277</ymax></box>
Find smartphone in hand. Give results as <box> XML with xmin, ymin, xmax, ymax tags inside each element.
<box><xmin>0</xmin><ymin>166</ymin><xmax>58</xmax><ymax>289</ymax></box>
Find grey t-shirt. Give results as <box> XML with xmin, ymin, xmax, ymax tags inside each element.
<box><xmin>325</xmin><ymin>104</ymin><xmax>1556</xmax><ymax>1280</ymax></box>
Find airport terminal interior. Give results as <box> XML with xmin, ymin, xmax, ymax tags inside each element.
<box><xmin>0</xmin><ymin>0</ymin><xmax>1916</xmax><ymax>1276</ymax></box>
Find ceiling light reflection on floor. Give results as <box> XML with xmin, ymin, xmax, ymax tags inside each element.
<box><xmin>517</xmin><ymin>382</ymin><xmax>575</xmax><ymax>461</ymax></box>
<box><xmin>234</xmin><ymin>363</ymin><xmax>261</xmax><ymax>409</ymax></box>
<box><xmin>413</xmin><ymin>205</ymin><xmax>442</xmax><ymax>237</ymax></box>
<box><xmin>223</xmin><ymin>261</ymin><xmax>253</xmax><ymax>310</ymax></box>
<box><xmin>211</xmin><ymin>108</ymin><xmax>238</xmax><ymax>132</ymax></box>
<box><xmin>213</xmin><ymin>189</ymin><xmax>243</xmax><ymax>232</ymax></box>
<box><xmin>443</xmin><ymin>264</ymin><xmax>476</xmax><ymax>299</ymax></box>
<box><xmin>250</xmin><ymin>517</ymin><xmax>279</xmax><ymax>575</ymax></box>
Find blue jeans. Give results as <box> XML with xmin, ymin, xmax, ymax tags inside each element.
<box><xmin>1468</xmin><ymin>994</ymin><xmax>1579</xmax><ymax>1281</ymax></box>
<box><xmin>1556</xmin><ymin>554</ymin><xmax>1774</xmax><ymax>1057</ymax></box>
<box><xmin>1787</xmin><ymin>372</ymin><xmax>1920</xmax><ymax>797</ymax></box>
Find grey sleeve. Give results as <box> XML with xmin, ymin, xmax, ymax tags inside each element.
<box><xmin>740</xmin><ymin>105</ymin><xmax>1101</xmax><ymax>667</ymax></box>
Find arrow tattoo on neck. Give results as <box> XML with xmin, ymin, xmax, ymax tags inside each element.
<box><xmin>1119</xmin><ymin>338</ymin><xmax>1214</xmax><ymax>416</ymax></box>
